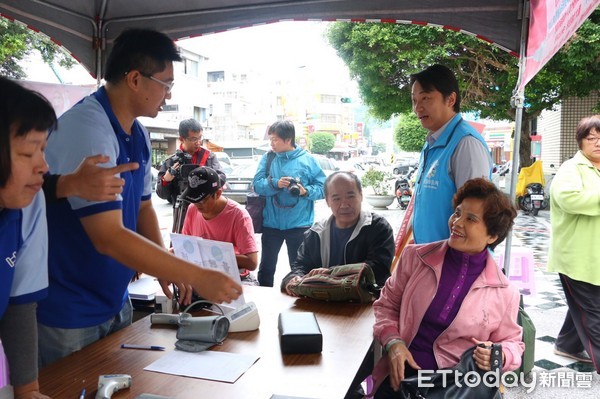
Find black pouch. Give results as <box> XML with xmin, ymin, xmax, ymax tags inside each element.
<box><xmin>278</xmin><ymin>311</ymin><xmax>322</xmax><ymax>354</ymax></box>
<box><xmin>398</xmin><ymin>345</ymin><xmax>502</xmax><ymax>399</ymax></box>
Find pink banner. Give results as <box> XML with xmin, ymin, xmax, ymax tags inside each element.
<box><xmin>20</xmin><ymin>80</ymin><xmax>94</xmax><ymax>117</ymax></box>
<box><xmin>519</xmin><ymin>0</ymin><xmax>599</xmax><ymax>90</ymax></box>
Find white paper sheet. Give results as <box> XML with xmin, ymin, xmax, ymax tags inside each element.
<box><xmin>170</xmin><ymin>233</ymin><xmax>245</xmax><ymax>310</ymax></box>
<box><xmin>144</xmin><ymin>350</ymin><xmax>259</xmax><ymax>383</ymax></box>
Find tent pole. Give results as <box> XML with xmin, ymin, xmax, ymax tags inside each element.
<box><xmin>92</xmin><ymin>15</ymin><xmax>102</xmax><ymax>87</ymax></box>
<box><xmin>503</xmin><ymin>0</ymin><xmax>530</xmax><ymax>277</ymax></box>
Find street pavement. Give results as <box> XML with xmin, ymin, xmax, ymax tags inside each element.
<box><xmin>151</xmin><ymin>193</ymin><xmax>599</xmax><ymax>398</ymax></box>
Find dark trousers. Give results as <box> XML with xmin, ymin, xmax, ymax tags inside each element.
<box><xmin>556</xmin><ymin>273</ymin><xmax>600</xmax><ymax>372</ymax></box>
<box><xmin>258</xmin><ymin>226</ymin><xmax>308</xmax><ymax>287</ymax></box>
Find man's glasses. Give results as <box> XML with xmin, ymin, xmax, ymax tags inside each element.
<box><xmin>138</xmin><ymin>72</ymin><xmax>175</xmax><ymax>93</ymax></box>
<box><xmin>185</xmin><ymin>137</ymin><xmax>202</xmax><ymax>143</ymax></box>
<box><xmin>584</xmin><ymin>136</ymin><xmax>600</xmax><ymax>144</ymax></box>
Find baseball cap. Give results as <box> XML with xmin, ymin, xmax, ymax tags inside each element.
<box><xmin>180</xmin><ymin>166</ymin><xmax>222</xmax><ymax>203</ymax></box>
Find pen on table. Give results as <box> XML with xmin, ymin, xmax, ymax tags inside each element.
<box><xmin>121</xmin><ymin>343</ymin><xmax>165</xmax><ymax>351</ymax></box>
<box><xmin>79</xmin><ymin>388</ymin><xmax>86</xmax><ymax>399</ymax></box>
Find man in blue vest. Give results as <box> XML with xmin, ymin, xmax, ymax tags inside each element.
<box><xmin>411</xmin><ymin>64</ymin><xmax>492</xmax><ymax>244</ymax></box>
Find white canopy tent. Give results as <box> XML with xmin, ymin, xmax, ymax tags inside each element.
<box><xmin>1</xmin><ymin>0</ymin><xmax>598</xmax><ymax>272</ymax></box>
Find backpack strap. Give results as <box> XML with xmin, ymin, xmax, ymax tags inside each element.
<box><xmin>265</xmin><ymin>150</ymin><xmax>276</xmax><ymax>176</ymax></box>
<box><xmin>198</xmin><ymin>148</ymin><xmax>211</xmax><ymax>166</ymax></box>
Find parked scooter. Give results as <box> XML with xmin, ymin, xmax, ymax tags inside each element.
<box><xmin>516</xmin><ymin>160</ymin><xmax>547</xmax><ymax>216</ymax></box>
<box><xmin>395</xmin><ymin>176</ymin><xmax>412</xmax><ymax>210</ymax></box>
<box><xmin>518</xmin><ymin>183</ymin><xmax>546</xmax><ymax>216</ymax></box>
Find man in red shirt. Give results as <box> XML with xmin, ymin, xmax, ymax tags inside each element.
<box><xmin>157</xmin><ymin>119</ymin><xmax>226</xmax><ymax>232</ymax></box>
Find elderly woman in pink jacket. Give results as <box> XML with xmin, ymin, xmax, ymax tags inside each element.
<box><xmin>372</xmin><ymin>178</ymin><xmax>524</xmax><ymax>398</ymax></box>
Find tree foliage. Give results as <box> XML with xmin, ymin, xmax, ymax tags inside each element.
<box><xmin>394</xmin><ymin>113</ymin><xmax>427</xmax><ymax>152</ymax></box>
<box><xmin>326</xmin><ymin>10</ymin><xmax>600</xmax><ymax>166</ymax></box>
<box><xmin>309</xmin><ymin>132</ymin><xmax>336</xmax><ymax>154</ymax></box>
<box><xmin>0</xmin><ymin>18</ymin><xmax>75</xmax><ymax>79</ymax></box>
<box><xmin>371</xmin><ymin>142</ymin><xmax>386</xmax><ymax>155</ymax></box>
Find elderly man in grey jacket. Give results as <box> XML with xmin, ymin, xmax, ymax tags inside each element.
<box><xmin>281</xmin><ymin>171</ymin><xmax>395</xmax><ymax>292</ymax></box>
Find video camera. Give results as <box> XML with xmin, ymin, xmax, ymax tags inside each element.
<box><xmin>168</xmin><ymin>150</ymin><xmax>196</xmax><ymax>180</ymax></box>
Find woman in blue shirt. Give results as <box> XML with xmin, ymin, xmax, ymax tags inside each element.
<box><xmin>0</xmin><ymin>76</ymin><xmax>56</xmax><ymax>399</ymax></box>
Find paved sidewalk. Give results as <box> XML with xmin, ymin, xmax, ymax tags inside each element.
<box><xmin>497</xmin><ymin>210</ymin><xmax>599</xmax><ymax>398</ymax></box>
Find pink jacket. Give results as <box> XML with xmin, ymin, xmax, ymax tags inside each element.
<box><xmin>372</xmin><ymin>240</ymin><xmax>524</xmax><ymax>391</ymax></box>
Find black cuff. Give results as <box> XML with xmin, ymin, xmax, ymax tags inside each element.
<box><xmin>42</xmin><ymin>173</ymin><xmax>64</xmax><ymax>203</ymax></box>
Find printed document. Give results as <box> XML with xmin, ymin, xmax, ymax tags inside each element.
<box><xmin>170</xmin><ymin>233</ymin><xmax>245</xmax><ymax>310</ymax></box>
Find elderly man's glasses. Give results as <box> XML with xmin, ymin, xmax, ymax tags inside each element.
<box><xmin>584</xmin><ymin>136</ymin><xmax>600</xmax><ymax>144</ymax></box>
<box><xmin>138</xmin><ymin>72</ymin><xmax>175</xmax><ymax>93</ymax></box>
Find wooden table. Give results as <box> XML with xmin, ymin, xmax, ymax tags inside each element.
<box><xmin>39</xmin><ymin>286</ymin><xmax>374</xmax><ymax>399</ymax></box>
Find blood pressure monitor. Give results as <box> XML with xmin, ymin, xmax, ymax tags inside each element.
<box><xmin>226</xmin><ymin>301</ymin><xmax>260</xmax><ymax>332</ymax></box>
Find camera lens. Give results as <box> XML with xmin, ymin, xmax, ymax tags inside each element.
<box><xmin>288</xmin><ymin>179</ymin><xmax>300</xmax><ymax>197</ymax></box>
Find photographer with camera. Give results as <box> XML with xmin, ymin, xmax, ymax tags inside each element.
<box><xmin>157</xmin><ymin>118</ymin><xmax>226</xmax><ymax>233</ymax></box>
<box><xmin>253</xmin><ymin>120</ymin><xmax>326</xmax><ymax>287</ymax></box>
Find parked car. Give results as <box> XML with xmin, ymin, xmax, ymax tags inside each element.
<box><xmin>494</xmin><ymin>161</ymin><xmax>511</xmax><ymax>176</ymax></box>
<box><xmin>312</xmin><ymin>154</ymin><xmax>339</xmax><ymax>176</ymax></box>
<box><xmin>222</xmin><ymin>162</ymin><xmax>259</xmax><ymax>204</ymax></box>
<box><xmin>214</xmin><ymin>151</ymin><xmax>232</xmax><ymax>166</ymax></box>
<box><xmin>151</xmin><ymin>166</ymin><xmax>159</xmax><ymax>191</ymax></box>
<box><xmin>392</xmin><ymin>159</ymin><xmax>419</xmax><ymax>175</ymax></box>
<box><xmin>213</xmin><ymin>151</ymin><xmax>233</xmax><ymax>175</ymax></box>
<box><xmin>335</xmin><ymin>160</ymin><xmax>367</xmax><ymax>180</ymax></box>
<box><xmin>223</xmin><ymin>155</ymin><xmax>338</xmax><ymax>204</ymax></box>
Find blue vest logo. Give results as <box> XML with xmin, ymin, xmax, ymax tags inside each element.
<box><xmin>427</xmin><ymin>159</ymin><xmax>439</xmax><ymax>178</ymax></box>
<box><xmin>5</xmin><ymin>251</ymin><xmax>16</xmax><ymax>268</ymax></box>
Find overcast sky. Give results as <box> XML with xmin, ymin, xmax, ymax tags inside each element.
<box><xmin>178</xmin><ymin>21</ymin><xmax>353</xmax><ymax>79</ymax></box>
<box><xmin>24</xmin><ymin>21</ymin><xmax>356</xmax><ymax>91</ymax></box>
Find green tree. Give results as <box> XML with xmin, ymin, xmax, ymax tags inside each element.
<box><xmin>394</xmin><ymin>112</ymin><xmax>427</xmax><ymax>152</ymax></box>
<box><xmin>372</xmin><ymin>142</ymin><xmax>386</xmax><ymax>155</ymax></box>
<box><xmin>1</xmin><ymin>18</ymin><xmax>74</xmax><ymax>79</ymax></box>
<box><xmin>309</xmin><ymin>132</ymin><xmax>336</xmax><ymax>154</ymax></box>
<box><xmin>327</xmin><ymin>10</ymin><xmax>600</xmax><ymax>166</ymax></box>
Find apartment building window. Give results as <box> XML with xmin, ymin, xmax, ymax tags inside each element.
<box><xmin>321</xmin><ymin>94</ymin><xmax>336</xmax><ymax>104</ymax></box>
<box><xmin>321</xmin><ymin>114</ymin><xmax>337</xmax><ymax>123</ymax></box>
<box><xmin>208</xmin><ymin>71</ymin><xmax>225</xmax><ymax>82</ymax></box>
<box><xmin>184</xmin><ymin>58</ymin><xmax>199</xmax><ymax>77</ymax></box>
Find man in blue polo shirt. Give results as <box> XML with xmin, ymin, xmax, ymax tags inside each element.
<box><xmin>37</xmin><ymin>29</ymin><xmax>242</xmax><ymax>366</ymax></box>
<box><xmin>411</xmin><ymin>64</ymin><xmax>493</xmax><ymax>244</ymax></box>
